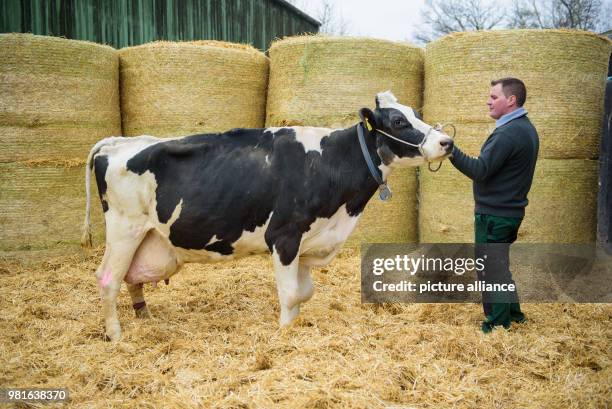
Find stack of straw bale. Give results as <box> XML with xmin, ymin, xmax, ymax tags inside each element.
<box><xmin>119</xmin><ymin>41</ymin><xmax>269</xmax><ymax>137</ymax></box>
<box><xmin>0</xmin><ymin>34</ymin><xmax>120</xmax><ymax>258</ymax></box>
<box><xmin>266</xmin><ymin>36</ymin><xmax>424</xmax><ymax>246</ymax></box>
<box><xmin>419</xmin><ymin>160</ymin><xmax>598</xmax><ymax>243</ymax></box>
<box><xmin>420</xmin><ymin>30</ymin><xmax>611</xmax><ymax>243</ymax></box>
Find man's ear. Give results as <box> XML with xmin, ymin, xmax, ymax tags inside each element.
<box><xmin>359</xmin><ymin>108</ymin><xmax>378</xmax><ymax>131</ymax></box>
<box><xmin>507</xmin><ymin>94</ymin><xmax>517</xmax><ymax>108</ymax></box>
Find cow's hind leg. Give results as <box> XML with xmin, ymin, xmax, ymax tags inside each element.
<box><xmin>127</xmin><ymin>283</ymin><xmax>152</xmax><ymax>318</ymax></box>
<box><xmin>96</xmin><ymin>216</ymin><xmax>147</xmax><ymax>341</ymax></box>
<box><xmin>124</xmin><ymin>230</ymin><xmax>178</xmax><ymax>319</ymax></box>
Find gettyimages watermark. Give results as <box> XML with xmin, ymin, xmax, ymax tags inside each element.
<box><xmin>361</xmin><ymin>243</ymin><xmax>612</xmax><ymax>303</ymax></box>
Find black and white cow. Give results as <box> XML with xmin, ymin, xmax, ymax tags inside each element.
<box><xmin>81</xmin><ymin>91</ymin><xmax>453</xmax><ymax>341</ymax></box>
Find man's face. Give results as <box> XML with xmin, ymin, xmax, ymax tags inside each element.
<box><xmin>487</xmin><ymin>83</ymin><xmax>515</xmax><ymax>120</ymax></box>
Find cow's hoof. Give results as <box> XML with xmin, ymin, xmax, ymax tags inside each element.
<box><xmin>279</xmin><ymin>304</ymin><xmax>301</xmax><ymax>326</ymax></box>
<box><xmin>135</xmin><ymin>305</ymin><xmax>152</xmax><ymax>319</ymax></box>
<box><xmin>104</xmin><ymin>323</ymin><xmax>122</xmax><ymax>342</ymax></box>
<box><xmin>104</xmin><ymin>332</ymin><xmax>122</xmax><ymax>342</ymax></box>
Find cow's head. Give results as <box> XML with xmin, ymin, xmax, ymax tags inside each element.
<box><xmin>359</xmin><ymin>90</ymin><xmax>453</xmax><ymax>167</ymax></box>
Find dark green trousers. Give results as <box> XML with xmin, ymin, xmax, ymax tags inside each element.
<box><xmin>475</xmin><ymin>213</ymin><xmax>526</xmax><ymax>332</ymax></box>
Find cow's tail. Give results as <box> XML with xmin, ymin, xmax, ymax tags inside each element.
<box><xmin>81</xmin><ymin>137</ymin><xmax>121</xmax><ymax>249</ymax></box>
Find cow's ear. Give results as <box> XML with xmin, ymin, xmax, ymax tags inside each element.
<box><xmin>359</xmin><ymin>108</ymin><xmax>378</xmax><ymax>131</ymax></box>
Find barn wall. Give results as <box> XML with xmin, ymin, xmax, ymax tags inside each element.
<box><xmin>598</xmin><ymin>79</ymin><xmax>612</xmax><ymax>253</ymax></box>
<box><xmin>0</xmin><ymin>0</ymin><xmax>319</xmax><ymax>51</ymax></box>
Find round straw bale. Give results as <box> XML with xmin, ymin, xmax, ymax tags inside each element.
<box><xmin>0</xmin><ymin>33</ymin><xmax>121</xmax><ymax>163</ymax></box>
<box><xmin>424</xmin><ymin>29</ymin><xmax>611</xmax><ymax>159</ymax></box>
<box><xmin>267</xmin><ymin>35</ymin><xmax>423</xmax><ymax>244</ymax></box>
<box><xmin>419</xmin><ymin>159</ymin><xmax>598</xmax><ymax>243</ymax></box>
<box><xmin>345</xmin><ymin>168</ymin><xmax>418</xmax><ymax>247</ymax></box>
<box><xmin>266</xmin><ymin>35</ymin><xmax>424</xmax><ymax>128</ymax></box>
<box><xmin>119</xmin><ymin>41</ymin><xmax>269</xmax><ymax>137</ymax></box>
<box><xmin>0</xmin><ymin>161</ymin><xmax>105</xmax><ymax>259</ymax></box>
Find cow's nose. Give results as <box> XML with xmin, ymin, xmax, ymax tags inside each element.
<box><xmin>440</xmin><ymin>138</ymin><xmax>454</xmax><ymax>153</ymax></box>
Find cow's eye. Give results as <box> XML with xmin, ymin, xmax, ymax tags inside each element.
<box><xmin>394</xmin><ymin>119</ymin><xmax>404</xmax><ymax>127</ymax></box>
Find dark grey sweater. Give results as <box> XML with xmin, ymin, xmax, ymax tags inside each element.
<box><xmin>449</xmin><ymin>115</ymin><xmax>539</xmax><ymax>218</ymax></box>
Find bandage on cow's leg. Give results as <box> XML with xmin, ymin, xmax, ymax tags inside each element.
<box><xmin>127</xmin><ymin>283</ymin><xmax>152</xmax><ymax>319</ymax></box>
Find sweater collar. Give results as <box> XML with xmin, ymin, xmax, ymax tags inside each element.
<box><xmin>495</xmin><ymin>107</ymin><xmax>527</xmax><ymax>128</ymax></box>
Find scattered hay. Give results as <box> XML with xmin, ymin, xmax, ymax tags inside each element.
<box><xmin>0</xmin><ymin>252</ymin><xmax>609</xmax><ymax>408</ymax></box>
<box><xmin>266</xmin><ymin>35</ymin><xmax>423</xmax><ymax>245</ymax></box>
<box><xmin>418</xmin><ymin>159</ymin><xmax>598</xmax><ymax>243</ymax></box>
<box><xmin>0</xmin><ymin>33</ymin><xmax>121</xmax><ymax>163</ymax></box>
<box><xmin>424</xmin><ymin>29</ymin><xmax>611</xmax><ymax>159</ymax></box>
<box><xmin>119</xmin><ymin>41</ymin><xmax>269</xmax><ymax>137</ymax></box>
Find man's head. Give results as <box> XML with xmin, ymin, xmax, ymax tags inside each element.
<box><xmin>487</xmin><ymin>77</ymin><xmax>527</xmax><ymax>120</ymax></box>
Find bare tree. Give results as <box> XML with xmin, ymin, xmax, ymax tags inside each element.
<box><xmin>415</xmin><ymin>0</ymin><xmax>507</xmax><ymax>43</ymax></box>
<box><xmin>284</xmin><ymin>0</ymin><xmax>351</xmax><ymax>36</ymax></box>
<box><xmin>417</xmin><ymin>0</ymin><xmax>610</xmax><ymax>44</ymax></box>
<box><xmin>509</xmin><ymin>0</ymin><xmax>604</xmax><ymax>30</ymax></box>
<box><xmin>316</xmin><ymin>0</ymin><xmax>350</xmax><ymax>35</ymax></box>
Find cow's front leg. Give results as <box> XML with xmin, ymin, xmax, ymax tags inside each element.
<box><xmin>272</xmin><ymin>246</ymin><xmax>303</xmax><ymax>326</ymax></box>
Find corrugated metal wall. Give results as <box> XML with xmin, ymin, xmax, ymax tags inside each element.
<box><xmin>0</xmin><ymin>0</ymin><xmax>319</xmax><ymax>51</ymax></box>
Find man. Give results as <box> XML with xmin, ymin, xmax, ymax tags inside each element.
<box><xmin>449</xmin><ymin>77</ymin><xmax>539</xmax><ymax>333</ymax></box>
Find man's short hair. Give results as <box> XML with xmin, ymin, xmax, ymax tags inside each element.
<box><xmin>491</xmin><ymin>77</ymin><xmax>527</xmax><ymax>107</ymax></box>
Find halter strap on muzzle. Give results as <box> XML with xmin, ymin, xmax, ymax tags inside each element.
<box><xmin>362</xmin><ymin>113</ymin><xmax>447</xmax><ymax>173</ymax></box>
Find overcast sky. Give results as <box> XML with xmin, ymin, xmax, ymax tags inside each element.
<box><xmin>294</xmin><ymin>0</ymin><xmax>426</xmax><ymax>42</ymax></box>
<box><xmin>292</xmin><ymin>0</ymin><xmax>612</xmax><ymax>42</ymax></box>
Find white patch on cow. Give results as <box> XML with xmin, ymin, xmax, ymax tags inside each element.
<box><xmin>300</xmin><ymin>205</ymin><xmax>359</xmax><ymax>265</ymax></box>
<box><xmin>388</xmin><ymin>155</ymin><xmax>426</xmax><ymax>168</ymax></box>
<box><xmin>104</xmin><ymin>156</ymin><xmax>158</xmax><ymax>222</ymax></box>
<box><xmin>376</xmin><ymin>90</ymin><xmax>452</xmax><ymax>162</ymax></box>
<box><xmin>166</xmin><ymin>199</ymin><xmax>183</xmax><ymax>227</ymax></box>
<box><xmin>266</xmin><ymin>126</ymin><xmax>332</xmax><ymax>154</ymax></box>
<box><xmin>378</xmin><ymin>163</ymin><xmax>392</xmax><ymax>181</ymax></box>
<box><xmin>233</xmin><ymin>212</ymin><xmax>273</xmax><ymax>255</ymax></box>
<box><xmin>265</xmin><ymin>154</ymin><xmax>271</xmax><ymax>165</ymax></box>
<box><xmin>206</xmin><ymin>235</ymin><xmax>221</xmax><ymax>246</ymax></box>
<box><xmin>172</xmin><ymin>213</ymin><xmax>274</xmax><ymax>264</ymax></box>
<box><xmin>293</xmin><ymin>127</ymin><xmax>331</xmax><ymax>154</ymax></box>
<box><xmin>378</xmin><ymin>156</ymin><xmax>422</xmax><ymax>181</ymax></box>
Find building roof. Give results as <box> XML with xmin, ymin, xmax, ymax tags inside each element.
<box><xmin>272</xmin><ymin>0</ymin><xmax>321</xmax><ymax>28</ymax></box>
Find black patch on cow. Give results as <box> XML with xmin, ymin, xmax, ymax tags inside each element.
<box><xmin>124</xmin><ymin>126</ymin><xmax>382</xmax><ymax>265</ymax></box>
<box><xmin>126</xmin><ymin>129</ymin><xmax>278</xmax><ymax>252</ymax></box>
<box><xmin>94</xmin><ymin>155</ymin><xmax>109</xmax><ymax>212</ymax></box>
<box><xmin>204</xmin><ymin>240</ymin><xmax>234</xmax><ymax>255</ymax></box>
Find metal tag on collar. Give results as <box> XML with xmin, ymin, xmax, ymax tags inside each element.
<box><xmin>379</xmin><ymin>183</ymin><xmax>392</xmax><ymax>201</ymax></box>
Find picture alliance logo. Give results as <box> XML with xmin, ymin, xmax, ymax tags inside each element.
<box><xmin>371</xmin><ymin>254</ymin><xmax>487</xmax><ymax>276</ymax></box>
